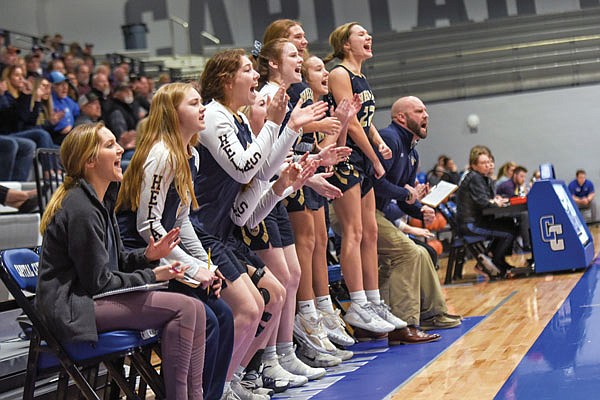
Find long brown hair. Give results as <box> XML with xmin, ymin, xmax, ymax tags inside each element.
<box><xmin>323</xmin><ymin>22</ymin><xmax>359</xmax><ymax>64</ymax></box>
<box><xmin>40</xmin><ymin>123</ymin><xmax>104</xmax><ymax>233</ymax></box>
<box><xmin>200</xmin><ymin>48</ymin><xmax>245</xmax><ymax>104</ymax></box>
<box><xmin>116</xmin><ymin>82</ymin><xmax>199</xmax><ymax>212</ymax></box>
<box><xmin>255</xmin><ymin>38</ymin><xmax>289</xmax><ymax>87</ymax></box>
<box><xmin>263</xmin><ymin>19</ymin><xmax>300</xmax><ymax>45</ymax></box>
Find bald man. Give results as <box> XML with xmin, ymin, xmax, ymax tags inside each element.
<box><xmin>373</xmin><ymin>96</ymin><xmax>461</xmax><ymax>341</ymax></box>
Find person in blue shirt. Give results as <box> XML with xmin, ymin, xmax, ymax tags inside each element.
<box><xmin>569</xmin><ymin>169</ymin><xmax>595</xmax><ymax>219</ymax></box>
<box><xmin>496</xmin><ymin>165</ymin><xmax>528</xmax><ymax>198</ymax></box>
<box><xmin>48</xmin><ymin>70</ymin><xmax>79</xmax><ymax>145</ymax></box>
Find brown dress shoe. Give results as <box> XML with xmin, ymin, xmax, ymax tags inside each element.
<box><xmin>352</xmin><ymin>326</ymin><xmax>388</xmax><ymax>342</ymax></box>
<box><xmin>388</xmin><ymin>326</ymin><xmax>441</xmax><ymax>345</ymax></box>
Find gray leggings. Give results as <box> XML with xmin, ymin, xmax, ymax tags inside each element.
<box><xmin>95</xmin><ymin>290</ymin><xmax>205</xmax><ymax>400</ymax></box>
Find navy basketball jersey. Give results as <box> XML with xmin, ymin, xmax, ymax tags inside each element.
<box><xmin>191</xmin><ymin>114</ymin><xmax>252</xmax><ymax>239</ymax></box>
<box><xmin>288</xmin><ymin>81</ymin><xmax>318</xmax><ymax>154</ymax></box>
<box><xmin>287</xmin><ymin>81</ymin><xmax>314</xmax><ymax>108</ymax></box>
<box><xmin>329</xmin><ymin>64</ymin><xmax>376</xmax><ymax>146</ymax></box>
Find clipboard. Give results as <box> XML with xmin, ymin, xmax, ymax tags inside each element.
<box><xmin>93</xmin><ymin>281</ymin><xmax>169</xmax><ymax>299</ymax></box>
<box><xmin>420</xmin><ymin>180</ymin><xmax>458</xmax><ymax>208</ymax></box>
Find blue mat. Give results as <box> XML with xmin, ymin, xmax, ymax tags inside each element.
<box><xmin>496</xmin><ymin>263</ymin><xmax>600</xmax><ymax>399</ymax></box>
<box><xmin>275</xmin><ymin>316</ymin><xmax>484</xmax><ymax>400</ymax></box>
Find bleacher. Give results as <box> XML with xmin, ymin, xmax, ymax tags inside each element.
<box><xmin>311</xmin><ymin>7</ymin><xmax>600</xmax><ymax>107</ymax></box>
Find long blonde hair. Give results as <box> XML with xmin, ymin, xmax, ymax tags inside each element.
<box><xmin>40</xmin><ymin>123</ymin><xmax>104</xmax><ymax>233</ymax></box>
<box><xmin>1</xmin><ymin>65</ymin><xmax>23</xmax><ymax>98</ymax></box>
<box><xmin>323</xmin><ymin>22</ymin><xmax>359</xmax><ymax>64</ymax></box>
<box><xmin>116</xmin><ymin>82</ymin><xmax>199</xmax><ymax>212</ymax></box>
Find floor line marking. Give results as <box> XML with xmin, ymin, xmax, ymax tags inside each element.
<box><xmin>383</xmin><ymin>291</ymin><xmax>518</xmax><ymax>399</ymax></box>
<box><xmin>486</xmin><ymin>290</ymin><xmax>518</xmax><ymax>317</ymax></box>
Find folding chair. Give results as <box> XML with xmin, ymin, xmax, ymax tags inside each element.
<box><xmin>33</xmin><ymin>148</ymin><xmax>65</xmax><ymax>215</ymax></box>
<box><xmin>438</xmin><ymin>203</ymin><xmax>488</xmax><ymax>284</ymax></box>
<box><xmin>0</xmin><ymin>248</ymin><xmax>165</xmax><ymax>399</ymax></box>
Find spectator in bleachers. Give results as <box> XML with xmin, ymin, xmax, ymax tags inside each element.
<box><xmin>569</xmin><ymin>169</ymin><xmax>595</xmax><ymax>222</ymax></box>
<box><xmin>31</xmin><ymin>43</ymin><xmax>50</xmax><ymax>71</ymax></box>
<box><xmin>95</xmin><ymin>63</ymin><xmax>111</xmax><ymax>77</ymax></box>
<box><xmin>82</xmin><ymin>54</ymin><xmax>95</xmax><ymax>72</ymax></box>
<box><xmin>63</xmin><ymin>52</ymin><xmax>77</xmax><ymax>74</ymax></box>
<box><xmin>24</xmin><ymin>53</ymin><xmax>41</xmax><ymax>79</ymax></box>
<box><xmin>1</xmin><ymin>65</ymin><xmax>56</xmax><ymax>151</ymax></box>
<box><xmin>48</xmin><ymin>70</ymin><xmax>79</xmax><ymax>145</ymax></box>
<box><xmin>75</xmin><ymin>63</ymin><xmax>91</xmax><ymax>95</ymax></box>
<box><xmin>50</xmin><ymin>33</ymin><xmax>64</xmax><ymax>57</ymax></box>
<box><xmin>0</xmin><ymin>45</ymin><xmax>20</xmax><ymax>75</ymax></box>
<box><xmin>427</xmin><ymin>155</ymin><xmax>459</xmax><ymax>185</ymax></box>
<box><xmin>157</xmin><ymin>72</ymin><xmax>171</xmax><ymax>88</ymax></box>
<box><xmin>46</xmin><ymin>57</ymin><xmax>66</xmax><ymax>75</ymax></box>
<box><xmin>65</xmin><ymin>72</ymin><xmax>79</xmax><ymax>100</ymax></box>
<box><xmin>105</xmin><ymin>83</ymin><xmax>138</xmax><ymax>154</ymax></box>
<box><xmin>91</xmin><ymin>71</ymin><xmax>111</xmax><ymax>117</ymax></box>
<box><xmin>0</xmin><ymin>184</ymin><xmax>37</xmax><ymax>212</ymax></box>
<box><xmin>20</xmin><ymin>77</ymin><xmax>59</xmax><ymax>133</ymax></box>
<box><xmin>82</xmin><ymin>42</ymin><xmax>94</xmax><ymax>57</ymax></box>
<box><xmin>0</xmin><ymin>135</ymin><xmax>35</xmax><ymax>181</ymax></box>
<box><xmin>111</xmin><ymin>65</ymin><xmax>129</xmax><ymax>90</ymax></box>
<box><xmin>426</xmin><ymin>164</ymin><xmax>447</xmax><ymax>186</ymax></box>
<box><xmin>74</xmin><ymin>92</ymin><xmax>102</xmax><ymax>126</ymax></box>
<box><xmin>131</xmin><ymin>75</ymin><xmax>151</xmax><ymax>117</ymax></box>
<box><xmin>69</xmin><ymin>41</ymin><xmax>83</xmax><ymax>58</ymax></box>
<box><xmin>443</xmin><ymin>156</ymin><xmax>460</xmax><ymax>184</ymax></box>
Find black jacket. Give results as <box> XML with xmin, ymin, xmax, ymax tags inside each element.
<box><xmin>456</xmin><ymin>170</ymin><xmax>498</xmax><ymax>228</ymax></box>
<box><xmin>105</xmin><ymin>99</ymin><xmax>138</xmax><ymax>140</ymax></box>
<box><xmin>35</xmin><ymin>179</ymin><xmax>156</xmax><ymax>343</ymax></box>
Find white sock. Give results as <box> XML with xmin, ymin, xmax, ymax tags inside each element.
<box><xmin>315</xmin><ymin>295</ymin><xmax>335</xmax><ymax>314</ymax></box>
<box><xmin>262</xmin><ymin>345</ymin><xmax>278</xmax><ymax>362</ymax></box>
<box><xmin>349</xmin><ymin>290</ymin><xmax>368</xmax><ymax>305</ymax></box>
<box><xmin>297</xmin><ymin>299</ymin><xmax>318</xmax><ymax>319</ymax></box>
<box><xmin>223</xmin><ymin>381</ymin><xmax>231</xmax><ymax>392</ymax></box>
<box><xmin>231</xmin><ymin>365</ymin><xmax>245</xmax><ymax>382</ymax></box>
<box><xmin>276</xmin><ymin>341</ymin><xmax>294</xmax><ymax>357</ymax></box>
<box><xmin>365</xmin><ymin>289</ymin><xmax>381</xmax><ymax>305</ymax></box>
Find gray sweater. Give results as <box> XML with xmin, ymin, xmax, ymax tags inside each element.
<box><xmin>35</xmin><ymin>179</ymin><xmax>156</xmax><ymax>343</ymax></box>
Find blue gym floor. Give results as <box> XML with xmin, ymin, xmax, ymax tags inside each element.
<box><xmin>274</xmin><ymin>261</ymin><xmax>600</xmax><ymax>400</ymax></box>
<box><xmin>274</xmin><ymin>317</ymin><xmax>484</xmax><ymax>400</ymax></box>
<box><xmin>496</xmin><ymin>262</ymin><xmax>600</xmax><ymax>399</ymax></box>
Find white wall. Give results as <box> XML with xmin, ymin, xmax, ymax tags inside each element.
<box><xmin>374</xmin><ymin>82</ymin><xmax>600</xmax><ymax>186</ymax></box>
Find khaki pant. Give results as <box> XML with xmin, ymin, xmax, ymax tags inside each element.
<box><xmin>374</xmin><ymin>209</ymin><xmax>448</xmax><ymax>325</ymax></box>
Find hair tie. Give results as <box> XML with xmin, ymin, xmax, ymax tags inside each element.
<box><xmin>251</xmin><ymin>40</ymin><xmax>262</xmax><ymax>58</ymax></box>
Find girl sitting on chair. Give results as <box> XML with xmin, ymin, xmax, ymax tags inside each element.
<box><xmin>35</xmin><ymin>122</ymin><xmax>206</xmax><ymax>400</ymax></box>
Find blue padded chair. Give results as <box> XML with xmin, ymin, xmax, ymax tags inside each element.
<box><xmin>0</xmin><ymin>248</ymin><xmax>165</xmax><ymax>400</ymax></box>
<box><xmin>438</xmin><ymin>203</ymin><xmax>488</xmax><ymax>284</ymax></box>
